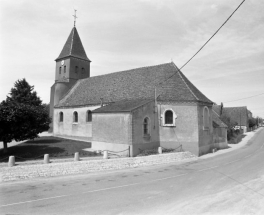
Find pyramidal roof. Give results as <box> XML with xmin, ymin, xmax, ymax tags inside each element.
<box><xmin>56</xmin><ymin>27</ymin><xmax>90</xmax><ymax>62</ymax></box>
<box><xmin>55</xmin><ymin>62</ymin><xmax>213</xmax><ymax>108</ymax></box>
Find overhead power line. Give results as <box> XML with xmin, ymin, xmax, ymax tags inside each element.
<box><xmin>250</xmin><ymin>106</ymin><xmax>264</xmax><ymax>110</ymax></box>
<box><xmin>180</xmin><ymin>0</ymin><xmax>246</xmax><ymax>70</ymax></box>
<box><xmin>224</xmin><ymin>92</ymin><xmax>264</xmax><ymax>103</ymax></box>
<box><xmin>158</xmin><ymin>0</ymin><xmax>246</xmax><ymax>87</ymax></box>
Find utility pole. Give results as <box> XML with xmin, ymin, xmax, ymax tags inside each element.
<box><xmin>240</xmin><ymin>111</ymin><xmax>241</xmax><ymax>129</ymax></box>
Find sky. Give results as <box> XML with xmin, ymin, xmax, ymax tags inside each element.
<box><xmin>0</xmin><ymin>0</ymin><xmax>264</xmax><ymax>118</ymax></box>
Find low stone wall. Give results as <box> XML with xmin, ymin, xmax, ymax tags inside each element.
<box><xmin>0</xmin><ymin>152</ymin><xmax>196</xmax><ymax>182</ymax></box>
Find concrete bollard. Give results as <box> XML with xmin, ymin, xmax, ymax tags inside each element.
<box><xmin>212</xmin><ymin>148</ymin><xmax>217</xmax><ymax>153</ymax></box>
<box><xmin>8</xmin><ymin>156</ymin><xmax>15</xmax><ymax>167</ymax></box>
<box><xmin>158</xmin><ymin>147</ymin><xmax>162</xmax><ymax>154</ymax></box>
<box><xmin>74</xmin><ymin>152</ymin><xmax>80</xmax><ymax>161</ymax></box>
<box><xmin>103</xmin><ymin>151</ymin><xmax>108</xmax><ymax>159</ymax></box>
<box><xmin>44</xmin><ymin>154</ymin><xmax>50</xmax><ymax>164</ymax></box>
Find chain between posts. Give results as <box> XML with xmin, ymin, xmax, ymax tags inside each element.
<box><xmin>15</xmin><ymin>155</ymin><xmax>45</xmax><ymax>160</ymax></box>
<box><xmin>161</xmin><ymin>145</ymin><xmax>183</xmax><ymax>152</ymax></box>
<box><xmin>0</xmin><ymin>156</ymin><xmax>9</xmax><ymax>162</ymax></box>
<box><xmin>101</xmin><ymin>148</ymin><xmax>130</xmax><ymax>157</ymax></box>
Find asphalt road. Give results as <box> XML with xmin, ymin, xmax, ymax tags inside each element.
<box><xmin>1</xmin><ymin>128</ymin><xmax>264</xmax><ymax>215</ymax></box>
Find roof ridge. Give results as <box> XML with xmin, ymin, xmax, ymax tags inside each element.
<box><xmin>89</xmin><ymin>62</ymin><xmax>172</xmax><ymax>79</ymax></box>
<box><xmin>69</xmin><ymin>27</ymin><xmax>75</xmax><ymax>55</ymax></box>
<box><xmin>224</xmin><ymin>106</ymin><xmax>247</xmax><ymax>108</ymax></box>
<box><xmin>171</xmin><ymin>62</ymin><xmax>199</xmax><ymax>101</ymax></box>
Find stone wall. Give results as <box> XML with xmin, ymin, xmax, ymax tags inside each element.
<box><xmin>0</xmin><ymin>152</ymin><xmax>196</xmax><ymax>182</ymax></box>
<box><xmin>213</xmin><ymin>127</ymin><xmax>228</xmax><ymax>149</ymax></box>
<box><xmin>54</xmin><ymin>105</ymin><xmax>100</xmax><ymax>138</ymax></box>
<box><xmin>158</xmin><ymin>102</ymin><xmax>199</xmax><ymax>155</ymax></box>
<box><xmin>198</xmin><ymin>104</ymin><xmax>214</xmax><ymax>156</ymax></box>
<box><xmin>131</xmin><ymin>101</ymin><xmax>160</xmax><ymax>155</ymax></box>
<box><xmin>92</xmin><ymin>113</ymin><xmax>132</xmax><ymax>145</ymax></box>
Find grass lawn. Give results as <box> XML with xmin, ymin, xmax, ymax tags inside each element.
<box><xmin>0</xmin><ymin>136</ymin><xmax>100</xmax><ymax>162</ymax></box>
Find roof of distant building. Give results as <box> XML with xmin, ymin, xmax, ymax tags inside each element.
<box><xmin>222</xmin><ymin>106</ymin><xmax>248</xmax><ymax>126</ymax></box>
<box><xmin>55</xmin><ymin>62</ymin><xmax>213</xmax><ymax>108</ymax></box>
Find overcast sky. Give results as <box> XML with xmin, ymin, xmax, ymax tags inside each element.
<box><xmin>0</xmin><ymin>0</ymin><xmax>264</xmax><ymax>117</ymax></box>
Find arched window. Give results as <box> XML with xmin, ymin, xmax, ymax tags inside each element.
<box><xmin>143</xmin><ymin>117</ymin><xmax>150</xmax><ymax>135</ymax></box>
<box><xmin>163</xmin><ymin>109</ymin><xmax>177</xmax><ymax>126</ymax></box>
<box><xmin>75</xmin><ymin>66</ymin><xmax>78</xmax><ymax>73</ymax></box>
<box><xmin>73</xmin><ymin>111</ymin><xmax>78</xmax><ymax>123</ymax></box>
<box><xmin>86</xmin><ymin>110</ymin><xmax>92</xmax><ymax>122</ymax></box>
<box><xmin>82</xmin><ymin>68</ymin><xmax>85</xmax><ymax>74</ymax></box>
<box><xmin>59</xmin><ymin>67</ymin><xmax>61</xmax><ymax>74</ymax></box>
<box><xmin>64</xmin><ymin>65</ymin><xmax>66</xmax><ymax>73</ymax></box>
<box><xmin>165</xmin><ymin>110</ymin><xmax>173</xmax><ymax>124</ymax></box>
<box><xmin>59</xmin><ymin>112</ymin><xmax>63</xmax><ymax>122</ymax></box>
<box><xmin>203</xmin><ymin>106</ymin><xmax>210</xmax><ymax>130</ymax></box>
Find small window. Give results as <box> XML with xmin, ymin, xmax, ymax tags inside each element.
<box><xmin>59</xmin><ymin>67</ymin><xmax>61</xmax><ymax>74</ymax></box>
<box><xmin>75</xmin><ymin>66</ymin><xmax>78</xmax><ymax>73</ymax></box>
<box><xmin>86</xmin><ymin>110</ymin><xmax>92</xmax><ymax>122</ymax></box>
<box><xmin>59</xmin><ymin>112</ymin><xmax>63</xmax><ymax>122</ymax></box>
<box><xmin>162</xmin><ymin>109</ymin><xmax>177</xmax><ymax>126</ymax></box>
<box><xmin>143</xmin><ymin>117</ymin><xmax>149</xmax><ymax>135</ymax></box>
<box><xmin>82</xmin><ymin>68</ymin><xmax>85</xmax><ymax>74</ymax></box>
<box><xmin>73</xmin><ymin>111</ymin><xmax>78</xmax><ymax>123</ymax></box>
<box><xmin>165</xmin><ymin>110</ymin><xmax>173</xmax><ymax>124</ymax></box>
<box><xmin>64</xmin><ymin>65</ymin><xmax>66</xmax><ymax>73</ymax></box>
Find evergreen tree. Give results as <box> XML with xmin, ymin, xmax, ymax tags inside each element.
<box><xmin>0</xmin><ymin>79</ymin><xmax>50</xmax><ymax>153</ymax></box>
<box><xmin>6</xmin><ymin>78</ymin><xmax>42</xmax><ymax>106</ymax></box>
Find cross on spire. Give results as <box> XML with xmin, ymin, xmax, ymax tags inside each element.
<box><xmin>73</xmin><ymin>9</ymin><xmax>77</xmax><ymax>27</ymax></box>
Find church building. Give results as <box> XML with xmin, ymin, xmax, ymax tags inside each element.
<box><xmin>50</xmin><ymin>26</ymin><xmax>217</xmax><ymax>157</ymax></box>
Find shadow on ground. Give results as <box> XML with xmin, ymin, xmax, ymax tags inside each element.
<box><xmin>0</xmin><ymin>136</ymin><xmax>99</xmax><ymax>162</ymax></box>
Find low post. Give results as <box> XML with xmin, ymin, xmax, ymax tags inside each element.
<box><xmin>74</xmin><ymin>152</ymin><xmax>79</xmax><ymax>161</ymax></box>
<box><xmin>8</xmin><ymin>156</ymin><xmax>15</xmax><ymax>167</ymax></box>
<box><xmin>158</xmin><ymin>147</ymin><xmax>162</xmax><ymax>154</ymax></box>
<box><xmin>103</xmin><ymin>151</ymin><xmax>108</xmax><ymax>159</ymax></box>
<box><xmin>212</xmin><ymin>148</ymin><xmax>217</xmax><ymax>153</ymax></box>
<box><xmin>130</xmin><ymin>145</ymin><xmax>134</xmax><ymax>157</ymax></box>
<box><xmin>44</xmin><ymin>154</ymin><xmax>50</xmax><ymax>164</ymax></box>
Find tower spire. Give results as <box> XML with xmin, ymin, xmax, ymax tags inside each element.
<box><xmin>73</xmin><ymin>9</ymin><xmax>77</xmax><ymax>27</ymax></box>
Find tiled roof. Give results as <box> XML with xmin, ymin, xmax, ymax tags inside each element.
<box><xmin>56</xmin><ymin>27</ymin><xmax>90</xmax><ymax>62</ymax></box>
<box><xmin>222</xmin><ymin>106</ymin><xmax>248</xmax><ymax>126</ymax></box>
<box><xmin>212</xmin><ymin>110</ymin><xmax>227</xmax><ymax>128</ymax></box>
<box><xmin>93</xmin><ymin>99</ymin><xmax>152</xmax><ymax>113</ymax></box>
<box><xmin>56</xmin><ymin>62</ymin><xmax>213</xmax><ymax>108</ymax></box>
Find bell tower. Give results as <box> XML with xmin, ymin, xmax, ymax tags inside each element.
<box><xmin>54</xmin><ymin>26</ymin><xmax>91</xmax><ymax>83</ymax></box>
<box><xmin>49</xmin><ymin>19</ymin><xmax>91</xmax><ymax>132</ymax></box>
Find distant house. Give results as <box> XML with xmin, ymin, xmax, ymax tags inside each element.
<box><xmin>222</xmin><ymin>106</ymin><xmax>249</xmax><ymax>133</ymax></box>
